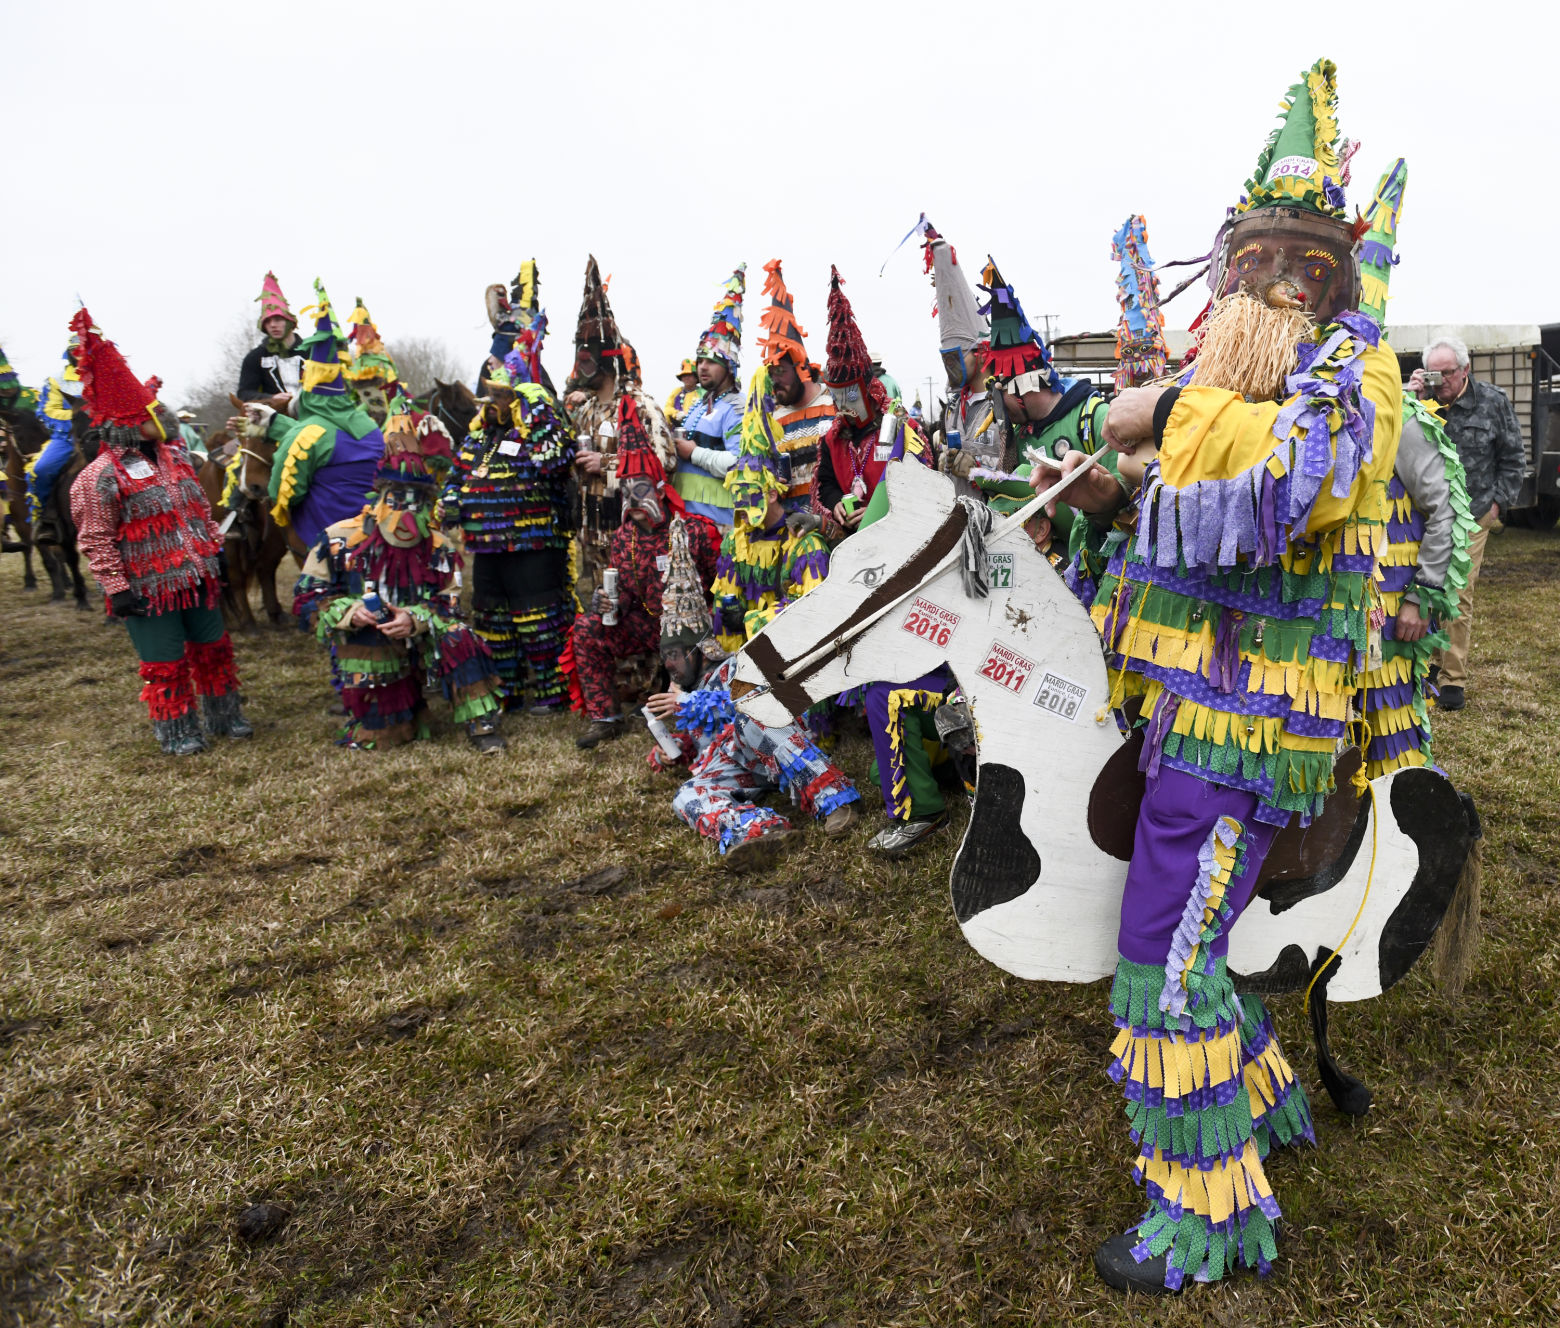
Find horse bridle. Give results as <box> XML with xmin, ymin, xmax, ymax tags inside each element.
<box><xmin>740</xmin><ymin>504</ymin><xmax>971</xmax><ymax>715</ymax></box>
<box><xmin>735</xmin><ymin>446</ymin><xmax>1114</xmax><ymax>715</ymax></box>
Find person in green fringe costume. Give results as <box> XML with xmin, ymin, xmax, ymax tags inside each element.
<box><xmin>229</xmin><ymin>281</ymin><xmax>387</xmax><ymax>558</ymax></box>
<box><xmin>1035</xmin><ymin>60</ymin><xmax>1412</xmax><ymax>1293</ymax></box>
<box><xmin>291</xmin><ymin>421</ymin><xmax>505</xmax><ymax>752</ymax></box>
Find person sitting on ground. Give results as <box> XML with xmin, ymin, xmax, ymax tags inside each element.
<box><xmin>645</xmin><ymin>516</ymin><xmax>860</xmax><ymax>869</ymax></box>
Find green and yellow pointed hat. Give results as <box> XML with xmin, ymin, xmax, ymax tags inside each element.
<box><xmin>1238</xmin><ymin>58</ymin><xmax>1349</xmax><ymax>219</ymax></box>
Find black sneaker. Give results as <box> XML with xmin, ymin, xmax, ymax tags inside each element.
<box><xmin>1093</xmin><ymin>1231</ymin><xmax>1177</xmax><ymax>1295</ymax></box>
<box><xmin>1438</xmin><ymin>685</ymin><xmax>1466</xmax><ymax>712</ymax></box>
<box><xmin>575</xmin><ymin>718</ymin><xmax>622</xmax><ymax>749</ymax></box>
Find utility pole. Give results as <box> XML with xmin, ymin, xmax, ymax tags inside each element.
<box><xmin>1038</xmin><ymin>314</ymin><xmax>1061</xmax><ymax>345</ymax></box>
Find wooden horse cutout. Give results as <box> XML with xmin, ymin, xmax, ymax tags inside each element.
<box><xmin>733</xmin><ymin>461</ymin><xmax>1472</xmax><ymax>1105</ymax></box>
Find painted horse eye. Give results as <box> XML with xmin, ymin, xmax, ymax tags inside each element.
<box><xmin>851</xmin><ymin>563</ymin><xmax>886</xmax><ymax>589</ymax></box>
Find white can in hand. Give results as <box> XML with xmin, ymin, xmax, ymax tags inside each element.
<box><xmin>643</xmin><ymin>705</ymin><xmax>682</xmax><ymax>759</ymax></box>
<box><xmin>601</xmin><ymin>567</ymin><xmax>619</xmax><ymax>626</ymax></box>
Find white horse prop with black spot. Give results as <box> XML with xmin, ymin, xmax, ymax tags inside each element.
<box><xmin>731</xmin><ymin>459</ymin><xmax>1479</xmax><ymax>1114</ymax></box>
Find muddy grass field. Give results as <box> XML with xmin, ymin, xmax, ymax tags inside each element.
<box><xmin>1</xmin><ymin>531</ymin><xmax>1557</xmax><ymax>1327</ymax></box>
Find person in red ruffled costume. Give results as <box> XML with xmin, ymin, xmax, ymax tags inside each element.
<box><xmin>563</xmin><ymin>395</ymin><xmax>721</xmax><ymax>749</ymax></box>
<box><xmin>68</xmin><ymin>308</ymin><xmax>252</xmax><ymax>755</ymax></box>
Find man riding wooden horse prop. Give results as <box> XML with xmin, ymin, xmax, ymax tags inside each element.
<box><xmin>731</xmin><ymin>59</ymin><xmax>1479</xmax><ymax>1296</ymax></box>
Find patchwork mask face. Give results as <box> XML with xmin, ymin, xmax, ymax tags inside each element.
<box><xmin>1219</xmin><ymin>209</ymin><xmax>1359</xmax><ymax>323</ymax></box>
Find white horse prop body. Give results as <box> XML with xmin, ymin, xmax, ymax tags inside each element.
<box><xmin>733</xmin><ymin>463</ymin><xmax>1472</xmax><ymax>1019</ymax></box>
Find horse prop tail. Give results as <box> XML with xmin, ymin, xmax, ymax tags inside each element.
<box><xmin>1430</xmin><ymin>792</ymin><xmax>1484</xmax><ymax>999</ymax></box>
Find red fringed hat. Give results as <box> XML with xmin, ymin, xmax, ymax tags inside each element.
<box><xmin>823</xmin><ymin>266</ymin><xmax>872</xmax><ymax>388</ymax></box>
<box><xmin>614</xmin><ymin>394</ymin><xmax>684</xmax><ymax>516</ymax></box>
<box><xmin>757</xmin><ymin>259</ymin><xmax>815</xmax><ymax>380</ymax></box>
<box><xmin>70</xmin><ymin>308</ymin><xmax>157</xmax><ymax>429</ymax></box>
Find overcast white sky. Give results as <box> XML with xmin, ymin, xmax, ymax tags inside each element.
<box><xmin>2</xmin><ymin>0</ymin><xmax>1549</xmax><ymax>411</ymax></box>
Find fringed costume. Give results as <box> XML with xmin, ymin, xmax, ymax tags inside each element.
<box><xmin>564</xmin><ymin>256</ymin><xmax>678</xmax><ymax>588</ymax></box>
<box><xmin>651</xmin><ymin>518</ymin><xmax>858</xmax><ymax>861</ymax></box>
<box><xmin>1083</xmin><ymin>64</ymin><xmax>1410</xmax><ymax>1293</ymax></box>
<box><xmin>292</xmin><ymin>427</ymin><xmax>503</xmax><ymax>751</ymax></box>
<box><xmin>564</xmin><ymin>399</ymin><xmax>721</xmax><ymax>726</ymax></box>
<box><xmin>67</xmin><ymin>309</ymin><xmax>249</xmax><ymax>755</ymax></box>
<box><xmin>711</xmin><ymin>364</ymin><xmax>831</xmax><ymax>653</ymax></box>
<box><xmin>445</xmin><ymin>298</ymin><xmax>578</xmax><ymax>712</ymax></box>
<box><xmin>265</xmin><ymin>281</ymin><xmax>386</xmax><ymax>550</ymax></box>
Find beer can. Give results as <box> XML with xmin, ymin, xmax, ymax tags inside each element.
<box><xmin>601</xmin><ymin>567</ymin><xmax>619</xmax><ymax>625</ymax></box>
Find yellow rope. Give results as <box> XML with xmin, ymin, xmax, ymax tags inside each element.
<box><xmin>1302</xmin><ymin>780</ymin><xmax>1379</xmax><ymax>1009</ymax></box>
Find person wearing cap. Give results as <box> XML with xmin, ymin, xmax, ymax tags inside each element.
<box><xmin>566</xmin><ymin>397</ymin><xmax>722</xmax><ymax>749</ymax></box>
<box><xmin>68</xmin><ymin>308</ymin><xmax>251</xmax><ymax>755</ymax></box>
<box><xmin>292</xmin><ymin>421</ymin><xmax>506</xmax><ymax>753</ymax></box>
<box><xmin>672</xmin><ymin>265</ymin><xmax>747</xmax><ymax>527</ymax></box>
<box><xmin>664</xmin><ymin>358</ymin><xmax>701</xmax><ymax>428</ymax></box>
<box><xmin>237</xmin><ymin>271</ymin><xmax>304</xmax><ymax>408</ymax></box>
<box><xmin>868</xmin><ymin>352</ymin><xmax>901</xmax><ymax>405</ymax></box>
<box><xmin>645</xmin><ymin>516</ymin><xmax>859</xmax><ymax>869</ymax></box>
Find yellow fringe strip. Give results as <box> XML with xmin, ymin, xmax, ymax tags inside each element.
<box><xmin>269</xmin><ymin>424</ymin><xmax>327</xmax><ymax>528</ymax></box>
<box><xmin>302</xmin><ymin>360</ymin><xmax>344</xmax><ymax>393</ymax></box>
<box><xmin>1109</xmin><ymin>1023</ymin><xmax>1242</xmax><ymax>1100</ymax></box>
<box><xmin>1243</xmin><ymin>1037</ymin><xmax>1301</xmax><ymax>1121</ymax></box>
<box><xmin>885</xmin><ymin>687</ymin><xmax>946</xmax><ymax>817</ymax></box>
<box><xmin>1139</xmin><ymin>1139</ymin><xmax>1275</xmax><ymax>1227</ymax></box>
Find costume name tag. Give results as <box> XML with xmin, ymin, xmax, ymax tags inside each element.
<box><xmin>1032</xmin><ymin>671</ymin><xmax>1088</xmax><ymax>722</ymax></box>
<box><xmin>656</xmin><ymin>555</ymin><xmax>669</xmax><ymax>575</ymax></box>
<box><xmin>874</xmin><ymin>443</ymin><xmax>893</xmax><ymax>462</ymax></box>
<box><xmin>900</xmin><ymin>596</ymin><xmax>961</xmax><ymax>648</ymax></box>
<box><xmin>123</xmin><ymin>456</ymin><xmax>155</xmax><ymax>479</ymax></box>
<box><xmin>1269</xmin><ymin>154</ymin><xmax>1319</xmax><ymax>180</ymax></box>
<box><xmin>977</xmin><ymin>640</ymin><xmax>1033</xmax><ymax>694</ymax></box>
<box><xmin>986</xmin><ymin>551</ymin><xmax>1015</xmax><ymax>589</ymax></box>
<box><xmin>497</xmin><ymin>439</ymin><xmax>521</xmax><ymax>455</ymax></box>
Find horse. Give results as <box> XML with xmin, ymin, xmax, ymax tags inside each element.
<box><xmin>427</xmin><ymin>379</ymin><xmax>478</xmax><ymax>443</ymax></box>
<box><xmin>3</xmin><ymin>402</ymin><xmax>91</xmax><ymax>607</ymax></box>
<box><xmin>1</xmin><ymin>402</ymin><xmax>47</xmax><ymax>591</ymax></box>
<box><xmin>200</xmin><ymin>404</ymin><xmax>291</xmax><ymax>630</ymax></box>
<box><xmin>731</xmin><ymin>460</ymin><xmax>1478</xmax><ymax>1114</ymax></box>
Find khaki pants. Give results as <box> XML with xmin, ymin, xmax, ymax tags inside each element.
<box><xmin>1433</xmin><ymin>507</ymin><xmax>1501</xmax><ymax>688</ymax></box>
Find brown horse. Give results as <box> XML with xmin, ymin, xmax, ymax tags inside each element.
<box><xmin>198</xmin><ymin>424</ymin><xmax>290</xmax><ymax>630</ymax></box>
<box><xmin>427</xmin><ymin>378</ymin><xmax>478</xmax><ymax>442</ymax></box>
<box><xmin>2</xmin><ymin>402</ymin><xmax>90</xmax><ymax>606</ymax></box>
<box><xmin>1</xmin><ymin>403</ymin><xmax>47</xmax><ymax>591</ymax></box>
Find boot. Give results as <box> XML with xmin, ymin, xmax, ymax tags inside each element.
<box><xmin>1093</xmin><ymin>1232</ymin><xmax>1177</xmax><ymax>1295</ymax></box>
<box><xmin>576</xmin><ymin>718</ymin><xmax>622</xmax><ymax>750</ymax></box>
<box><xmin>201</xmin><ymin>692</ymin><xmax>254</xmax><ymax>739</ymax></box>
<box><xmin>153</xmin><ymin>709</ymin><xmax>207</xmax><ymax>756</ymax></box>
<box><xmin>467</xmin><ymin>715</ymin><xmax>506</xmax><ymax>753</ymax></box>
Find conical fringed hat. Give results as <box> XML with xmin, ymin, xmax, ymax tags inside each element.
<box><xmin>756</xmin><ymin>259</ymin><xmax>814</xmax><ymax>378</ymax></box>
<box><xmin>345</xmin><ymin>298</ymin><xmax>398</xmax><ymax>384</ymax></box>
<box><xmin>1238</xmin><ymin>58</ymin><xmax>1350</xmax><ymax>219</ymax></box>
<box><xmin>69</xmin><ymin>307</ymin><xmax>157</xmax><ymax>429</ymax></box>
<box><xmin>979</xmin><ymin>259</ymin><xmax>1062</xmax><ymax>395</ymax></box>
<box><xmin>725</xmin><ymin>365</ymin><xmax>786</xmax><ymax>528</ymax></box>
<box><xmin>1111</xmin><ymin>215</ymin><xmax>1169</xmax><ymax>389</ymax></box>
<box><xmin>695</xmin><ymin>263</ymin><xmax>746</xmax><ymax>377</ymax></box>
<box><xmin>255</xmin><ymin>271</ymin><xmax>295</xmax><ymax>332</ymax></box>
<box><xmin>0</xmin><ymin>344</ymin><xmax>19</xmax><ymax>395</ymax></box>
<box><xmin>823</xmin><ymin>266</ymin><xmax>873</xmax><ymax>388</ymax></box>
<box><xmin>1355</xmin><ymin>159</ymin><xmax>1407</xmax><ymax>325</ymax></box>
<box><xmin>573</xmin><ymin>255</ymin><xmax>622</xmax><ymax>357</ymax></box>
<box><xmin>922</xmin><ymin>218</ymin><xmax>987</xmax><ymax>354</ymax></box>
<box><xmin>660</xmin><ymin>516</ymin><xmax>711</xmax><ymax>649</ymax></box>
<box><xmin>297</xmin><ymin>280</ymin><xmax>350</xmax><ymax>397</ymax></box>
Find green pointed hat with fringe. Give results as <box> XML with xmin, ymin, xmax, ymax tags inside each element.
<box><xmin>297</xmin><ymin>280</ymin><xmax>351</xmax><ymax>398</ymax></box>
<box><xmin>725</xmin><ymin>364</ymin><xmax>787</xmax><ymax>527</ymax></box>
<box><xmin>1238</xmin><ymin>58</ymin><xmax>1350</xmax><ymax>219</ymax></box>
<box><xmin>1356</xmin><ymin>160</ymin><xmax>1407</xmax><ymax>325</ymax></box>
